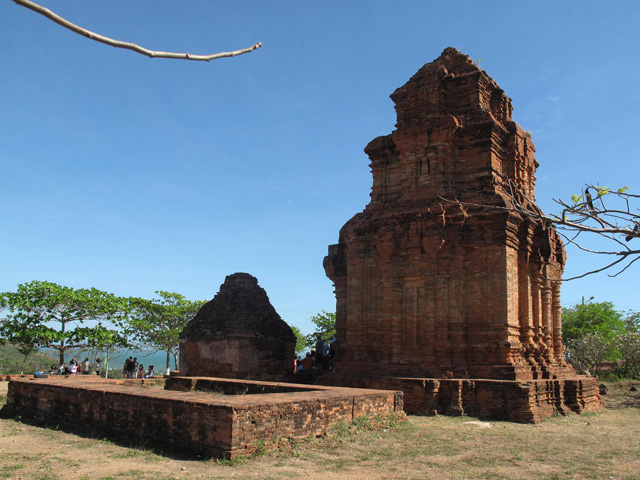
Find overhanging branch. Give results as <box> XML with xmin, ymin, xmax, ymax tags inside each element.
<box><xmin>439</xmin><ymin>180</ymin><xmax>639</xmax><ymax>280</ymax></box>
<box><xmin>13</xmin><ymin>0</ymin><xmax>262</xmax><ymax>61</ymax></box>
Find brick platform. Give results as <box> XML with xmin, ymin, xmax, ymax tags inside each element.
<box><xmin>321</xmin><ymin>374</ymin><xmax>602</xmax><ymax>423</ymax></box>
<box><xmin>1</xmin><ymin>376</ymin><xmax>403</xmax><ymax>459</ymax></box>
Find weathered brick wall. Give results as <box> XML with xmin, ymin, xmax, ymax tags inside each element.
<box><xmin>179</xmin><ymin>273</ymin><xmax>296</xmax><ymax>382</ymax></box>
<box><xmin>2</xmin><ymin>377</ymin><xmax>403</xmax><ymax>458</ymax></box>
<box><xmin>180</xmin><ymin>336</ymin><xmax>295</xmax><ymax>382</ymax></box>
<box><xmin>3</xmin><ymin>379</ymin><xmax>234</xmax><ymax>456</ymax></box>
<box><xmin>322</xmin><ymin>374</ymin><xmax>602</xmax><ymax>423</ymax></box>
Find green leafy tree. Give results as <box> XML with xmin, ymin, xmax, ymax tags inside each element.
<box><xmin>73</xmin><ymin>323</ymin><xmax>129</xmax><ymax>378</ymax></box>
<box><xmin>0</xmin><ymin>281</ymin><xmax>130</xmax><ymax>366</ymax></box>
<box><xmin>623</xmin><ymin>310</ymin><xmax>640</xmax><ymax>331</ymax></box>
<box><xmin>0</xmin><ymin>317</ymin><xmax>46</xmax><ymax>373</ymax></box>
<box><xmin>290</xmin><ymin>325</ymin><xmax>306</xmax><ymax>355</ymax></box>
<box><xmin>562</xmin><ymin>301</ymin><xmax>640</xmax><ymax>376</ymax></box>
<box><xmin>562</xmin><ymin>301</ymin><xmax>627</xmax><ymax>345</ymax></box>
<box><xmin>304</xmin><ymin>311</ymin><xmax>336</xmax><ymax>348</ymax></box>
<box><xmin>566</xmin><ymin>332</ymin><xmax>611</xmax><ymax>375</ymax></box>
<box><xmin>15</xmin><ymin>344</ymin><xmax>37</xmax><ymax>374</ymax></box>
<box><xmin>129</xmin><ymin>291</ymin><xmax>204</xmax><ymax>372</ymax></box>
<box><xmin>615</xmin><ymin>331</ymin><xmax>640</xmax><ymax>379</ymax></box>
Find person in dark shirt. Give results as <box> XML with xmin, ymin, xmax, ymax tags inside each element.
<box><xmin>314</xmin><ymin>335</ymin><xmax>324</xmax><ymax>365</ymax></box>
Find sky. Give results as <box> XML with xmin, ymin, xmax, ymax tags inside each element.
<box><xmin>1</xmin><ymin>0</ymin><xmax>639</xmax><ymax>336</ymax></box>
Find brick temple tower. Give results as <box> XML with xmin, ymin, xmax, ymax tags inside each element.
<box><xmin>322</xmin><ymin>48</ymin><xmax>601</xmax><ymax>421</ymax></box>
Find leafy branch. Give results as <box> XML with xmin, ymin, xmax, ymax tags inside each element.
<box><xmin>0</xmin><ymin>281</ymin><xmax>131</xmax><ymax>366</ymax></box>
<box><xmin>128</xmin><ymin>291</ymin><xmax>203</xmax><ymax>371</ymax></box>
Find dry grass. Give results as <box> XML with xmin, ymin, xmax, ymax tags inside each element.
<box><xmin>0</xmin><ymin>381</ymin><xmax>639</xmax><ymax>480</ymax></box>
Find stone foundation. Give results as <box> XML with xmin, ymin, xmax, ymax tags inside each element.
<box><xmin>320</xmin><ymin>374</ymin><xmax>602</xmax><ymax>423</ymax></box>
<box><xmin>2</xmin><ymin>376</ymin><xmax>403</xmax><ymax>459</ymax></box>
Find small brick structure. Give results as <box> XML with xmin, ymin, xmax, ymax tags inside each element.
<box><xmin>179</xmin><ymin>273</ymin><xmax>296</xmax><ymax>382</ymax></box>
<box><xmin>321</xmin><ymin>47</ymin><xmax>602</xmax><ymax>421</ymax></box>
<box><xmin>2</xmin><ymin>376</ymin><xmax>403</xmax><ymax>459</ymax></box>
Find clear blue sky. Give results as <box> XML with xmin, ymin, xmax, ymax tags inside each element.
<box><xmin>1</xmin><ymin>1</ymin><xmax>639</xmax><ymax>335</ymax></box>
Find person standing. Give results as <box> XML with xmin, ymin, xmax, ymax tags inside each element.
<box><xmin>322</xmin><ymin>340</ymin><xmax>331</xmax><ymax>370</ymax></box>
<box><xmin>125</xmin><ymin>357</ymin><xmax>137</xmax><ymax>378</ymax></box>
<box><xmin>314</xmin><ymin>335</ymin><xmax>324</xmax><ymax>366</ymax></box>
<box><xmin>132</xmin><ymin>358</ymin><xmax>139</xmax><ymax>379</ymax></box>
<box><xmin>123</xmin><ymin>358</ymin><xmax>130</xmax><ymax>378</ymax></box>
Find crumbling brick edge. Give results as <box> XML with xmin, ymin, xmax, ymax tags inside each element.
<box><xmin>319</xmin><ymin>374</ymin><xmax>603</xmax><ymax>423</ymax></box>
<box><xmin>1</xmin><ymin>376</ymin><xmax>404</xmax><ymax>459</ymax></box>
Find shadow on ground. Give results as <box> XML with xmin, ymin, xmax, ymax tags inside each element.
<box><xmin>603</xmin><ymin>381</ymin><xmax>640</xmax><ymax>410</ymax></box>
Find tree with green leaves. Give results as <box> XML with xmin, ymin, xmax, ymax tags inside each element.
<box><xmin>562</xmin><ymin>301</ymin><xmax>628</xmax><ymax>345</ymax></box>
<box><xmin>73</xmin><ymin>323</ymin><xmax>129</xmax><ymax>378</ymax></box>
<box><xmin>304</xmin><ymin>311</ymin><xmax>336</xmax><ymax>348</ymax></box>
<box><xmin>615</xmin><ymin>331</ymin><xmax>640</xmax><ymax>379</ymax></box>
<box><xmin>129</xmin><ymin>291</ymin><xmax>204</xmax><ymax>373</ymax></box>
<box><xmin>566</xmin><ymin>332</ymin><xmax>611</xmax><ymax>375</ymax></box>
<box><xmin>0</xmin><ymin>281</ymin><xmax>131</xmax><ymax>366</ymax></box>
<box><xmin>562</xmin><ymin>300</ymin><xmax>640</xmax><ymax>376</ymax></box>
<box><xmin>0</xmin><ymin>315</ymin><xmax>45</xmax><ymax>373</ymax></box>
<box><xmin>623</xmin><ymin>310</ymin><xmax>640</xmax><ymax>331</ymax></box>
<box><xmin>290</xmin><ymin>325</ymin><xmax>306</xmax><ymax>355</ymax></box>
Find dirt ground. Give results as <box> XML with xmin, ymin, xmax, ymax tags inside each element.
<box><xmin>0</xmin><ymin>381</ymin><xmax>639</xmax><ymax>480</ymax></box>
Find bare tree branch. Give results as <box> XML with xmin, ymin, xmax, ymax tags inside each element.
<box><xmin>12</xmin><ymin>0</ymin><xmax>262</xmax><ymax>61</ymax></box>
<box><xmin>439</xmin><ymin>180</ymin><xmax>640</xmax><ymax>280</ymax></box>
<box><xmin>611</xmin><ymin>255</ymin><xmax>640</xmax><ymax>277</ymax></box>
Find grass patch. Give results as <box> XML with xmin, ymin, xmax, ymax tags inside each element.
<box><xmin>0</xmin><ymin>463</ymin><xmax>24</xmax><ymax>478</ymax></box>
<box><xmin>109</xmin><ymin>449</ymin><xmax>146</xmax><ymax>459</ymax></box>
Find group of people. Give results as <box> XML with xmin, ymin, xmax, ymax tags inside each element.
<box><xmin>294</xmin><ymin>335</ymin><xmax>335</xmax><ymax>374</ymax></box>
<box><xmin>123</xmin><ymin>357</ymin><xmax>155</xmax><ymax>379</ymax></box>
<box><xmin>50</xmin><ymin>357</ymin><xmax>102</xmax><ymax>376</ymax></box>
<box><xmin>48</xmin><ymin>356</ymin><xmax>156</xmax><ymax>379</ymax></box>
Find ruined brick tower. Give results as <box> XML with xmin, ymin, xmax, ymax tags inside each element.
<box><xmin>323</xmin><ymin>48</ymin><xmax>602</xmax><ymax>421</ymax></box>
<box><xmin>179</xmin><ymin>273</ymin><xmax>296</xmax><ymax>382</ymax></box>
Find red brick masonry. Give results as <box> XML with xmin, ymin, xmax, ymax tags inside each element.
<box><xmin>321</xmin><ymin>374</ymin><xmax>602</xmax><ymax>423</ymax></box>
<box><xmin>321</xmin><ymin>48</ymin><xmax>603</xmax><ymax>420</ymax></box>
<box><xmin>2</xmin><ymin>376</ymin><xmax>403</xmax><ymax>459</ymax></box>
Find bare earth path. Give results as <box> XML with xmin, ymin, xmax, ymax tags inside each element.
<box><xmin>1</xmin><ymin>381</ymin><xmax>639</xmax><ymax>480</ymax></box>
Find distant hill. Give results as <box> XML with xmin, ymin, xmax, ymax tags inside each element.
<box><xmin>0</xmin><ymin>344</ymin><xmax>57</xmax><ymax>374</ymax></box>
